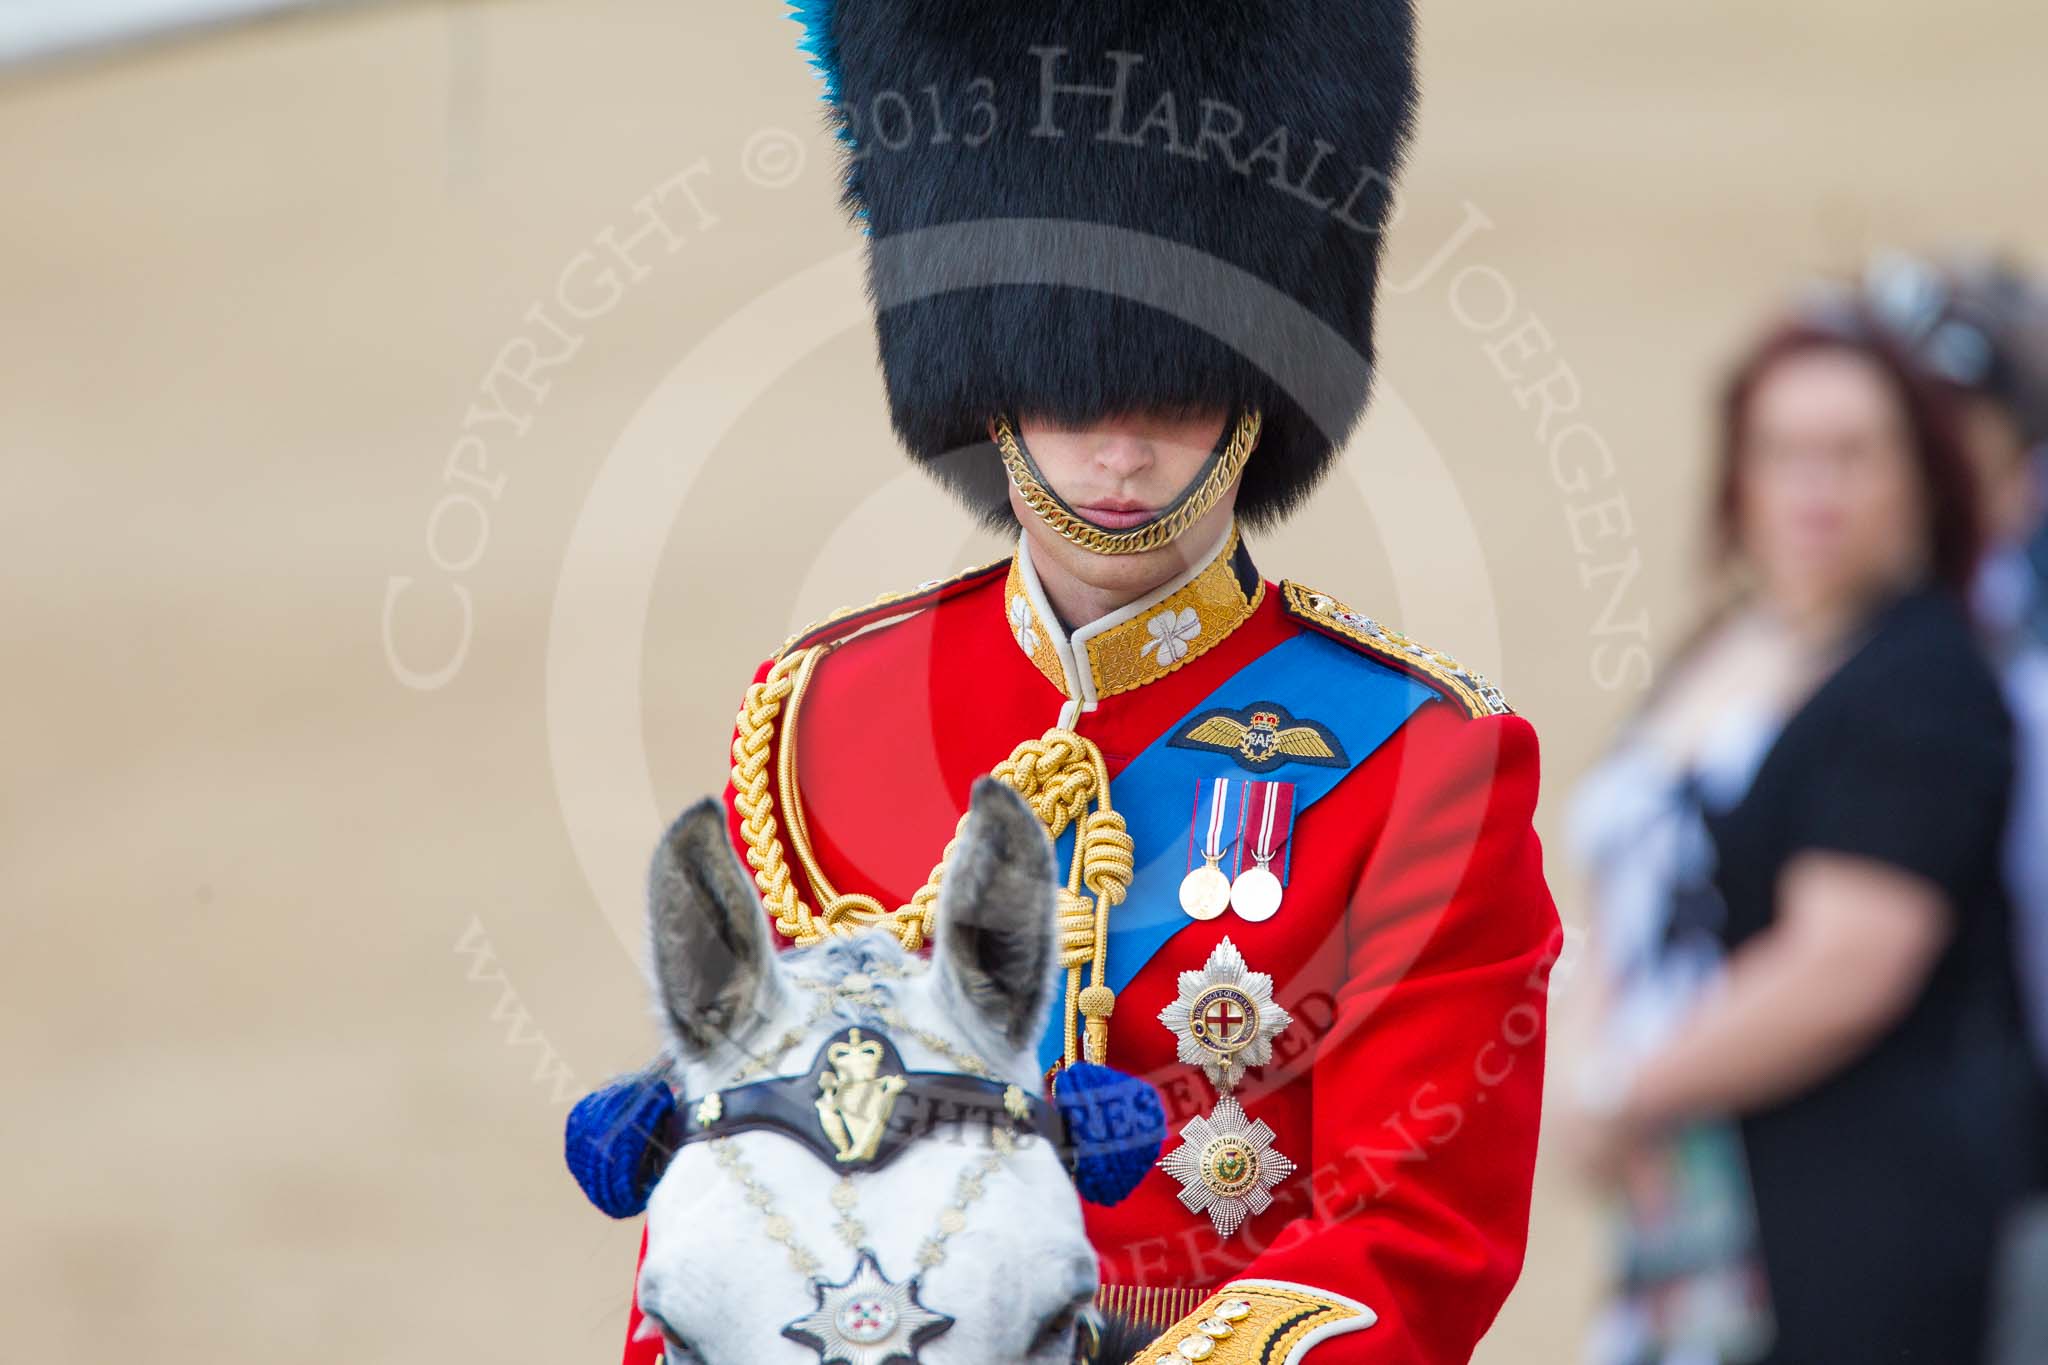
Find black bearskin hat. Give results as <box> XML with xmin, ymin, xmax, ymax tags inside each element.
<box><xmin>787</xmin><ymin>0</ymin><xmax>1419</xmax><ymax>526</ymax></box>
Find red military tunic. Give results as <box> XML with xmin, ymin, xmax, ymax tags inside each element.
<box><xmin>622</xmin><ymin>526</ymin><xmax>1560</xmax><ymax>1363</ymax></box>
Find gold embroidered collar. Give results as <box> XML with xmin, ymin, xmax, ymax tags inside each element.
<box><xmin>1003</xmin><ymin>523</ymin><xmax>1263</xmax><ymax>712</ymax></box>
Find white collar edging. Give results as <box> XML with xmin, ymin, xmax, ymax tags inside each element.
<box><xmin>1013</xmin><ymin>523</ymin><xmax>1238</xmax><ymax>730</ymax></box>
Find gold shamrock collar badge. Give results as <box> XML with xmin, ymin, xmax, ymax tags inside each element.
<box><xmin>1003</xmin><ymin>523</ymin><xmax>1264</xmax><ymax>716</ymax></box>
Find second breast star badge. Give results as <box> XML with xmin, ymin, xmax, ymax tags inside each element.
<box><xmin>1158</xmin><ymin>1095</ymin><xmax>1298</xmax><ymax>1239</ymax></box>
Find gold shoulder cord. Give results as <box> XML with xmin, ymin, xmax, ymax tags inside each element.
<box><xmin>730</xmin><ymin>647</ymin><xmax>1134</xmax><ymax>1067</ymax></box>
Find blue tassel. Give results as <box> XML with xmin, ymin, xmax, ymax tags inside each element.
<box><xmin>1054</xmin><ymin>1063</ymin><xmax>1166</xmax><ymax>1207</ymax></box>
<box><xmin>564</xmin><ymin>1072</ymin><xmax>676</xmax><ymax>1219</ymax></box>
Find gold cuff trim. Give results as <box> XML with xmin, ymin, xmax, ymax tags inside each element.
<box><xmin>1094</xmin><ymin>1284</ymin><xmax>1211</xmax><ymax>1333</ymax></box>
<box><xmin>1133</xmin><ymin>1280</ymin><xmax>1377</xmax><ymax>1364</ymax></box>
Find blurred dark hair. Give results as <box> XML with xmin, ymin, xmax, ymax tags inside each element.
<box><xmin>1845</xmin><ymin>251</ymin><xmax>2048</xmax><ymax>448</ymax></box>
<box><xmin>1714</xmin><ymin>314</ymin><xmax>1984</xmax><ymax>595</ymax></box>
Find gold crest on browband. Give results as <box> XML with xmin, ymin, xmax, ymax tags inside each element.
<box><xmin>815</xmin><ymin>1028</ymin><xmax>908</xmax><ymax>1165</ymax></box>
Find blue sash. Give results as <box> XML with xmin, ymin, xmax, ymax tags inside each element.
<box><xmin>1037</xmin><ymin>632</ymin><xmax>1435</xmax><ymax>1071</ymax></box>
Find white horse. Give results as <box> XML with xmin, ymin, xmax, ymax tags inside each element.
<box><xmin>634</xmin><ymin>778</ymin><xmax>1101</xmax><ymax>1365</ymax></box>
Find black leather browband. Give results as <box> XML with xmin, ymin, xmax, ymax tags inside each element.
<box><xmin>648</xmin><ymin>1027</ymin><xmax>1070</xmax><ymax>1177</ymax></box>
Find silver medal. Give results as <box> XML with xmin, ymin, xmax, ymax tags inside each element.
<box><xmin>1229</xmin><ymin>863</ymin><xmax>1283</xmax><ymax>922</ymax></box>
<box><xmin>1181</xmin><ymin>776</ymin><xmax>1236</xmax><ymax>922</ymax></box>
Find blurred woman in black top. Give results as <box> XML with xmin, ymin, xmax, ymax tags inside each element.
<box><xmin>1567</xmin><ymin>315</ymin><xmax>2043</xmax><ymax>1363</ymax></box>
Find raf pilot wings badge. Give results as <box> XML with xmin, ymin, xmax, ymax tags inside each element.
<box><xmin>1168</xmin><ymin>701</ymin><xmax>1351</xmax><ymax>773</ymax></box>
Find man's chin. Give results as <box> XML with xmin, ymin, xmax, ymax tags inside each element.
<box><xmin>1038</xmin><ymin>531</ymin><xmax>1202</xmax><ymax>594</ymax></box>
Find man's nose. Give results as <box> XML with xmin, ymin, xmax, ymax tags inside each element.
<box><xmin>1092</xmin><ymin>436</ymin><xmax>1154</xmax><ymax>480</ymax></box>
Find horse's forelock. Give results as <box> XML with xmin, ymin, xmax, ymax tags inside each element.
<box><xmin>777</xmin><ymin>931</ymin><xmax>927</xmax><ymax>1026</ymax></box>
<box><xmin>809</xmin><ymin>933</ymin><xmax>915</xmax><ymax>982</ymax></box>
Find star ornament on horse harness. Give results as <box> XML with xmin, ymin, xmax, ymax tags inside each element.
<box><xmin>782</xmin><ymin>1250</ymin><xmax>953</xmax><ymax>1365</ymax></box>
<box><xmin>1158</xmin><ymin>1095</ymin><xmax>1297</xmax><ymax>1239</ymax></box>
<box><xmin>1157</xmin><ymin>937</ymin><xmax>1292</xmax><ymax>1091</ymax></box>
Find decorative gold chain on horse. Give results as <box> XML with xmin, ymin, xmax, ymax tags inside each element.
<box><xmin>710</xmin><ymin>1126</ymin><xmax>1019</xmax><ymax>1282</ymax></box>
<box><xmin>729</xmin><ymin>648</ymin><xmax>1135</xmax><ymax>1066</ymax></box>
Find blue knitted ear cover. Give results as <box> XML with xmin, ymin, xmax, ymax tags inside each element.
<box><xmin>564</xmin><ymin>1071</ymin><xmax>677</xmax><ymax>1219</ymax></box>
<box><xmin>1054</xmin><ymin>1063</ymin><xmax>1167</xmax><ymax>1207</ymax></box>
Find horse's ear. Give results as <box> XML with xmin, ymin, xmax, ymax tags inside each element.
<box><xmin>648</xmin><ymin>798</ymin><xmax>785</xmax><ymax>1058</ymax></box>
<box><xmin>934</xmin><ymin>778</ymin><xmax>1060</xmax><ymax>1052</ymax></box>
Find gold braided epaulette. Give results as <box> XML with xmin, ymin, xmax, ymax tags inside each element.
<box><xmin>774</xmin><ymin>558</ymin><xmax>1010</xmax><ymax>659</ymax></box>
<box><xmin>1279</xmin><ymin>581</ymin><xmax>1511</xmax><ymax>719</ymax></box>
<box><xmin>1132</xmin><ymin>1281</ymin><xmax>1377</xmax><ymax>1364</ymax></box>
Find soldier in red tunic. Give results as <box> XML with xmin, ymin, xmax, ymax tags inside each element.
<box><xmin>607</xmin><ymin>3</ymin><xmax>1561</xmax><ymax>1360</ymax></box>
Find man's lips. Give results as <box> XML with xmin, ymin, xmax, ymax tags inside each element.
<box><xmin>1075</xmin><ymin>501</ymin><xmax>1156</xmax><ymax>530</ymax></box>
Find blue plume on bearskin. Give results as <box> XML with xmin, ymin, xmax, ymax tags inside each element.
<box><xmin>1055</xmin><ymin>1062</ymin><xmax>1166</xmax><ymax>1207</ymax></box>
<box><xmin>783</xmin><ymin>0</ymin><xmax>865</xmax><ymax>215</ymax></box>
<box><xmin>564</xmin><ymin>1071</ymin><xmax>676</xmax><ymax>1219</ymax></box>
<box><xmin>784</xmin><ymin>0</ymin><xmax>842</xmax><ymax>103</ymax></box>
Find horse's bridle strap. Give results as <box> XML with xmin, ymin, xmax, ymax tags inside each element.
<box><xmin>650</xmin><ymin>1027</ymin><xmax>1067</xmax><ymax>1177</ymax></box>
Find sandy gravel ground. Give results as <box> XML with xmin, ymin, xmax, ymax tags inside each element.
<box><xmin>4</xmin><ymin>2</ymin><xmax>2045</xmax><ymax>1360</ymax></box>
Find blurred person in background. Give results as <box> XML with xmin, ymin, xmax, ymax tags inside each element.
<box><xmin>1567</xmin><ymin>663</ymin><xmax>1775</xmax><ymax>1361</ymax></box>
<box><xmin>1844</xmin><ymin>255</ymin><xmax>2048</xmax><ymax>1089</ymax></box>
<box><xmin>1843</xmin><ymin>252</ymin><xmax>2048</xmax><ymax>1364</ymax></box>
<box><xmin>1564</xmin><ymin>313</ymin><xmax>2044</xmax><ymax>1364</ymax></box>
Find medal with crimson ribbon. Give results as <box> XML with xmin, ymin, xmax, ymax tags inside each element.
<box><xmin>1229</xmin><ymin>780</ymin><xmax>1294</xmax><ymax>922</ymax></box>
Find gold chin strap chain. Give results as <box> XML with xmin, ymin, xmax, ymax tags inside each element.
<box><xmin>994</xmin><ymin>408</ymin><xmax>1262</xmax><ymax>557</ymax></box>
<box><xmin>731</xmin><ymin>647</ymin><xmax>1134</xmax><ymax>1066</ymax></box>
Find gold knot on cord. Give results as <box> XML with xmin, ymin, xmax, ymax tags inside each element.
<box><xmin>1056</xmin><ymin>889</ymin><xmax>1098</xmax><ymax>971</ymax></box>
